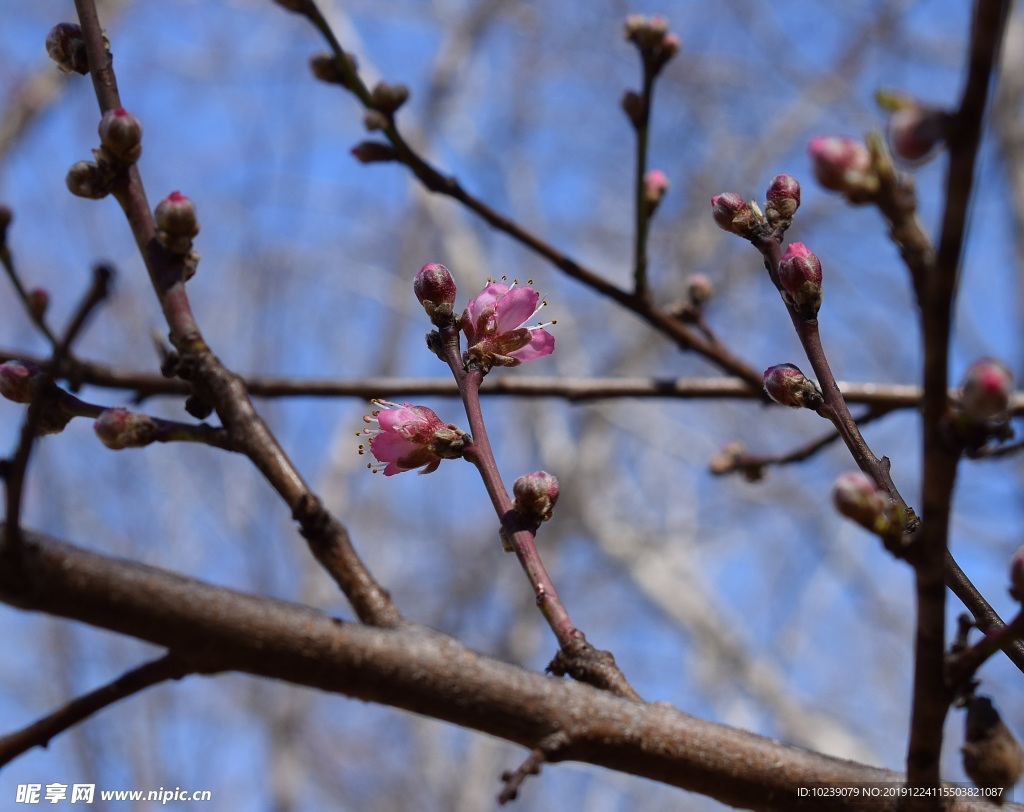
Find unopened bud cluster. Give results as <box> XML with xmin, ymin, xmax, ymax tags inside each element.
<box><xmin>763</xmin><ymin>364</ymin><xmax>822</xmax><ymax>410</ymax></box>
<box><xmin>624</xmin><ymin>15</ymin><xmax>680</xmax><ymax>75</ymax></box>
<box><xmin>711</xmin><ymin>174</ymin><xmax>800</xmax><ymax>240</ymax></box>
<box><xmin>65</xmin><ymin>108</ymin><xmax>144</xmax><ymax>200</ymax></box>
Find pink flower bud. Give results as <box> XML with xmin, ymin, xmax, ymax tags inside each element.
<box><xmin>763</xmin><ymin>363</ymin><xmax>822</xmax><ymax>409</ymax></box>
<box><xmin>45</xmin><ymin>22</ymin><xmax>89</xmax><ymax>75</ymax></box>
<box><xmin>643</xmin><ymin>169</ymin><xmax>670</xmax><ymax>213</ymax></box>
<box><xmin>778</xmin><ymin>242</ymin><xmax>823</xmax><ymax>316</ymax></box>
<box><xmin>808</xmin><ymin>135</ymin><xmax>878</xmax><ymax>199</ymax></box>
<box><xmin>960</xmin><ymin>358</ymin><xmax>1013</xmax><ymax>421</ymax></box>
<box><xmin>711</xmin><ymin>193</ymin><xmax>758</xmax><ymax>237</ymax></box>
<box><xmin>155</xmin><ymin>191</ymin><xmax>199</xmax><ymax>253</ymax></box>
<box><xmin>832</xmin><ymin>472</ymin><xmax>888</xmax><ymax>531</ymax></box>
<box><xmin>27</xmin><ymin>288</ymin><xmax>49</xmax><ymax>320</ymax></box>
<box><xmin>98</xmin><ymin>107</ymin><xmax>143</xmax><ymax>164</ymax></box>
<box><xmin>887</xmin><ymin>104</ymin><xmax>947</xmax><ymax>164</ymax></box>
<box><xmin>513</xmin><ymin>471</ymin><xmax>560</xmax><ymax>526</ymax></box>
<box><xmin>350</xmin><ymin>142</ymin><xmax>397</xmax><ymax>164</ymax></box>
<box><xmin>1009</xmin><ymin>545</ymin><xmax>1024</xmax><ymax>602</ymax></box>
<box><xmin>765</xmin><ymin>173</ymin><xmax>801</xmax><ymax>226</ymax></box>
<box><xmin>414</xmin><ymin>262</ymin><xmax>458</xmax><ymax>325</ymax></box>
<box><xmin>369</xmin><ymin>82</ymin><xmax>410</xmax><ymax>115</ymax></box>
<box><xmin>94</xmin><ymin>408</ymin><xmax>159</xmax><ymax>450</ymax></box>
<box><xmin>0</xmin><ymin>360</ymin><xmax>45</xmax><ymax>404</ymax></box>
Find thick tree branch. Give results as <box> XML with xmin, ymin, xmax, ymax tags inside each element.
<box><xmin>0</xmin><ymin>523</ymin><xmax>1013</xmax><ymax>812</ymax></box>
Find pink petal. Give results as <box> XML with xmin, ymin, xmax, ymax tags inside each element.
<box><xmin>494</xmin><ymin>286</ymin><xmax>539</xmax><ymax>333</ymax></box>
<box><xmin>464</xmin><ymin>282</ymin><xmax>509</xmax><ymax>325</ymax></box>
<box><xmin>509</xmin><ymin>328</ymin><xmax>555</xmax><ymax>362</ymax></box>
<box><xmin>370</xmin><ymin>431</ymin><xmax>416</xmax><ymax>462</ymax></box>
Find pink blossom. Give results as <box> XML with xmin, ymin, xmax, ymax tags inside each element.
<box><xmin>461</xmin><ymin>281</ymin><xmax>555</xmax><ymax>371</ymax></box>
<box><xmin>359</xmin><ymin>401</ymin><xmax>468</xmax><ymax>476</ymax></box>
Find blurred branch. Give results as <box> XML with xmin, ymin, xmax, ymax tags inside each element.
<box><xmin>908</xmin><ymin>0</ymin><xmax>1012</xmax><ymax>792</ymax></box>
<box><xmin>10</xmin><ymin>348</ymin><xmax>1024</xmax><ymax>410</ymax></box>
<box><xmin>0</xmin><ymin>522</ymin><xmax>1013</xmax><ymax>812</ymax></box>
<box><xmin>0</xmin><ymin>654</ymin><xmax>192</xmax><ymax>767</ymax></box>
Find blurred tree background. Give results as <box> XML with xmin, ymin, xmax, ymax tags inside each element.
<box><xmin>1</xmin><ymin>0</ymin><xmax>1022</xmax><ymax>809</ymax></box>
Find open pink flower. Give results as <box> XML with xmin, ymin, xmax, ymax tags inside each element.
<box><xmin>461</xmin><ymin>281</ymin><xmax>555</xmax><ymax>371</ymax></box>
<box><xmin>359</xmin><ymin>400</ymin><xmax>468</xmax><ymax>476</ymax></box>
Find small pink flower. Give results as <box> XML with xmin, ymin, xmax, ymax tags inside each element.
<box><xmin>461</xmin><ymin>281</ymin><xmax>555</xmax><ymax>371</ymax></box>
<box><xmin>359</xmin><ymin>400</ymin><xmax>468</xmax><ymax>476</ymax></box>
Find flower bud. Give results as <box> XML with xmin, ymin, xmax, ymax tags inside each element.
<box><xmin>350</xmin><ymin>141</ymin><xmax>397</xmax><ymax>164</ymax></box>
<box><xmin>1009</xmin><ymin>545</ymin><xmax>1024</xmax><ymax>602</ymax></box>
<box><xmin>363</xmin><ymin>110</ymin><xmax>389</xmax><ymax>132</ymax></box>
<box><xmin>414</xmin><ymin>262</ymin><xmax>457</xmax><ymax>326</ymax></box>
<box><xmin>686</xmin><ymin>273</ymin><xmax>713</xmax><ymax>307</ymax></box>
<box><xmin>310</xmin><ymin>53</ymin><xmax>347</xmax><ymax>86</ymax></box>
<box><xmin>621</xmin><ymin>90</ymin><xmax>645</xmax><ymax>128</ymax></box>
<box><xmin>94</xmin><ymin>408</ymin><xmax>159</xmax><ymax>450</ymax></box>
<box><xmin>711</xmin><ymin>193</ymin><xmax>759</xmax><ymax>238</ymax></box>
<box><xmin>832</xmin><ymin>472</ymin><xmax>888</xmax><ymax>532</ymax></box>
<box><xmin>98</xmin><ymin>107</ymin><xmax>143</xmax><ymax>164</ymax></box>
<box><xmin>962</xmin><ymin>696</ymin><xmax>1024</xmax><ymax>797</ymax></box>
<box><xmin>65</xmin><ymin>161</ymin><xmax>111</xmax><ymax>199</ymax></box>
<box><xmin>45</xmin><ymin>22</ymin><xmax>89</xmax><ymax>75</ymax></box>
<box><xmin>0</xmin><ymin>360</ymin><xmax>45</xmax><ymax>404</ymax></box>
<box><xmin>155</xmin><ymin>191</ymin><xmax>199</xmax><ymax>254</ymax></box>
<box><xmin>763</xmin><ymin>363</ymin><xmax>822</xmax><ymax>409</ymax></box>
<box><xmin>513</xmin><ymin>471</ymin><xmax>560</xmax><ymax>527</ymax></box>
<box><xmin>885</xmin><ymin>100</ymin><xmax>947</xmax><ymax>165</ymax></box>
<box><xmin>643</xmin><ymin>169</ymin><xmax>669</xmax><ymax>214</ymax></box>
<box><xmin>960</xmin><ymin>358</ymin><xmax>1013</xmax><ymax>421</ymax></box>
<box><xmin>777</xmin><ymin>242</ymin><xmax>823</xmax><ymax>316</ymax></box>
<box><xmin>369</xmin><ymin>82</ymin><xmax>410</xmax><ymax>115</ymax></box>
<box><xmin>624</xmin><ymin>14</ymin><xmax>668</xmax><ymax>49</ymax></box>
<box><xmin>765</xmin><ymin>173</ymin><xmax>801</xmax><ymax>227</ymax></box>
<box><xmin>808</xmin><ymin>135</ymin><xmax>879</xmax><ymax>200</ymax></box>
<box><xmin>27</xmin><ymin>288</ymin><xmax>49</xmax><ymax>321</ymax></box>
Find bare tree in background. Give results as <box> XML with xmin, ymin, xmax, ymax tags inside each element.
<box><xmin>1</xmin><ymin>1</ymin><xmax>1023</xmax><ymax>810</ymax></box>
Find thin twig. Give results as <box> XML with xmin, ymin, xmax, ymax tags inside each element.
<box><xmin>0</xmin><ymin>654</ymin><xmax>191</xmax><ymax>767</ymax></box>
